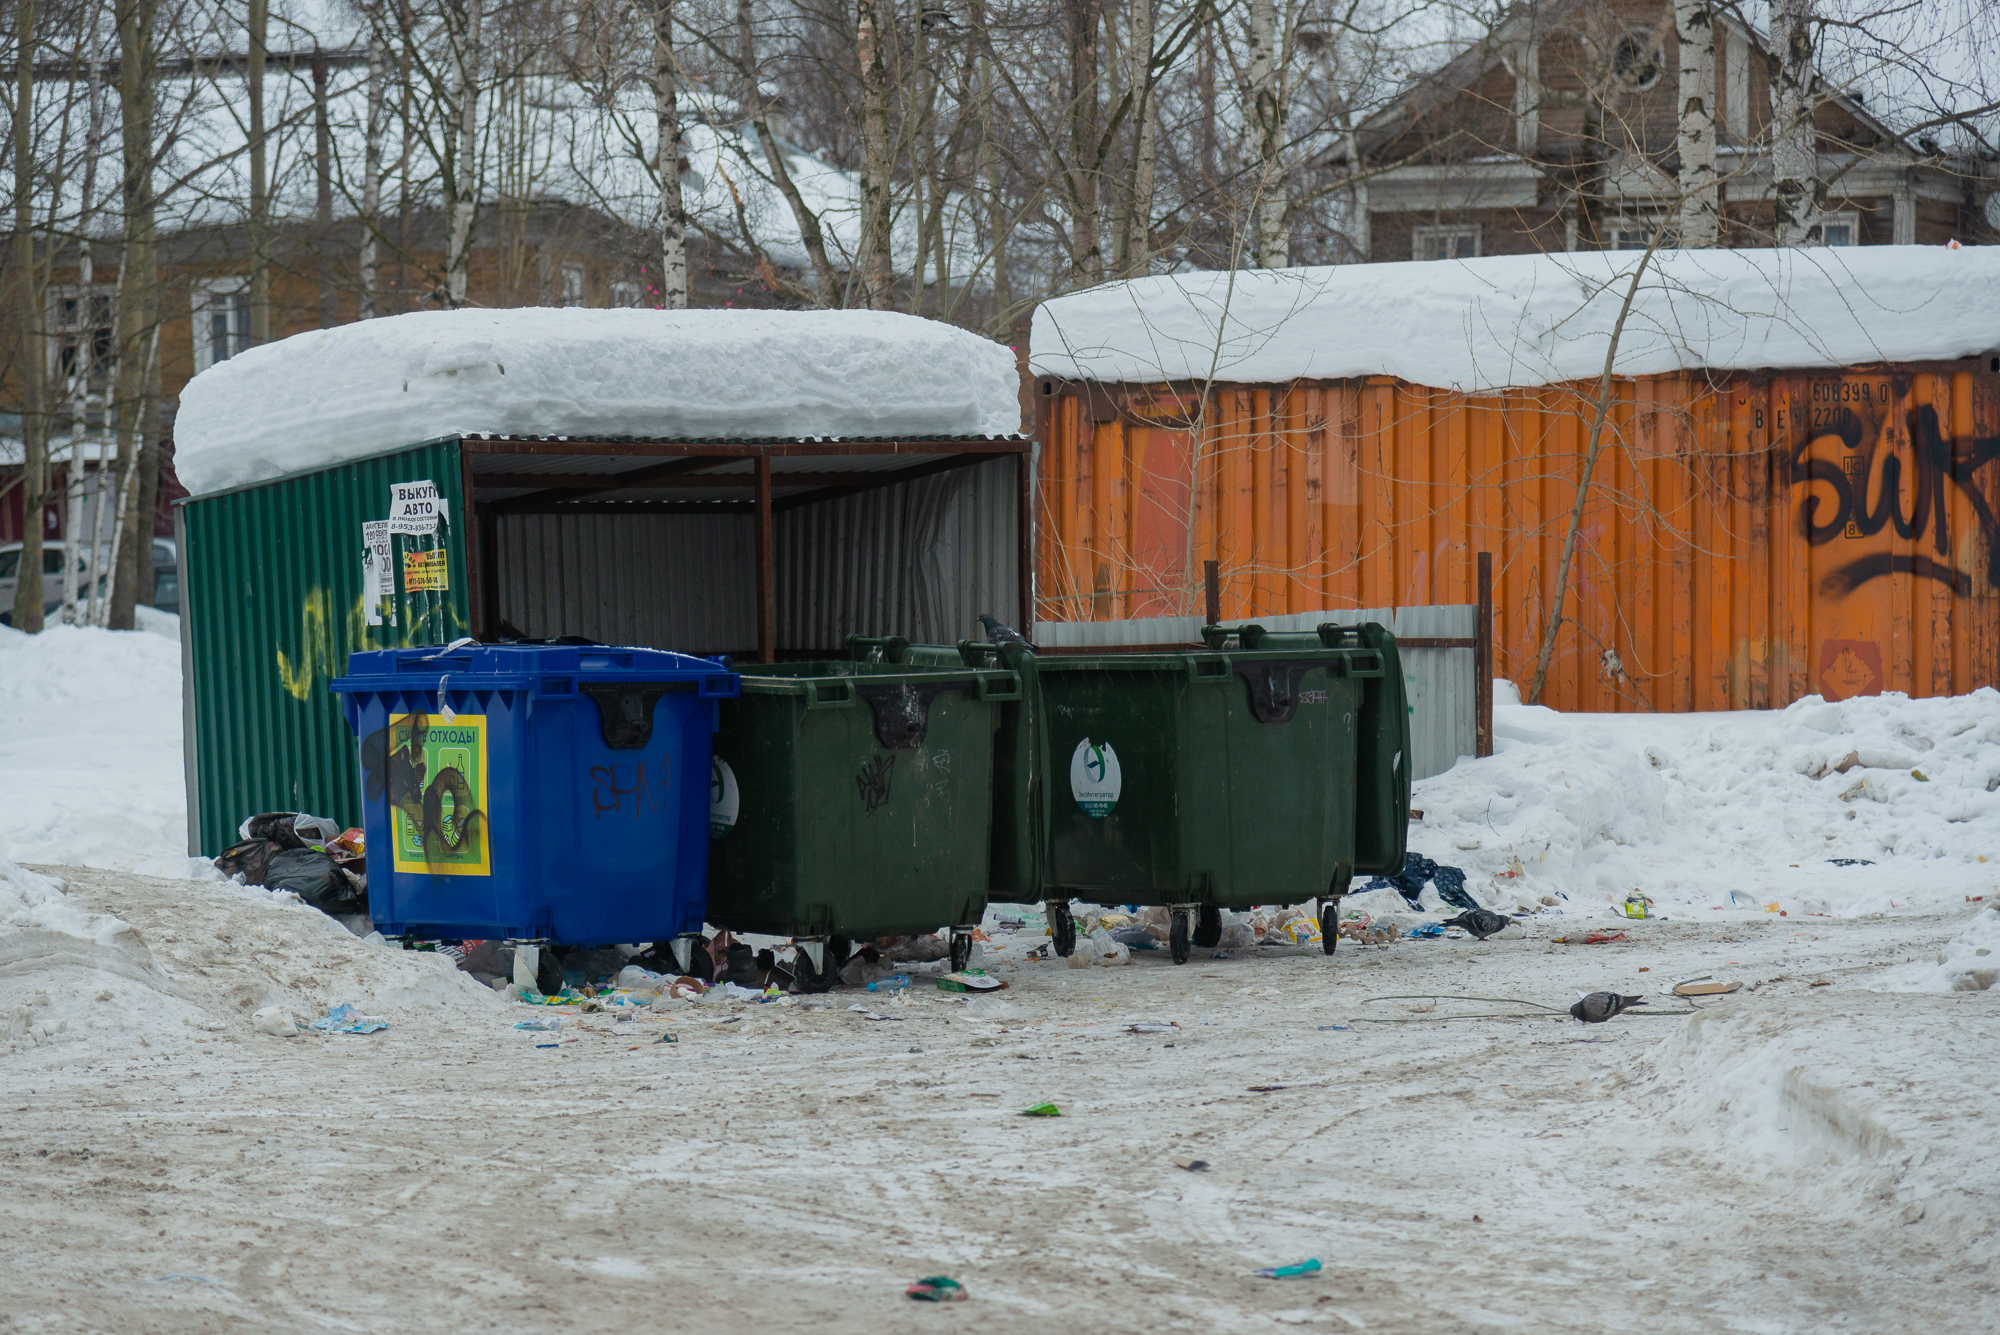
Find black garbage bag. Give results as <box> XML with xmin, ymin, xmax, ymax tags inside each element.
<box><xmin>215</xmin><ymin>838</ymin><xmax>282</xmax><ymax>885</ymax></box>
<box><xmin>1358</xmin><ymin>852</ymin><xmax>1479</xmax><ymax>913</ymax></box>
<box><xmin>264</xmin><ymin>847</ymin><xmax>369</xmax><ymax>917</ymax></box>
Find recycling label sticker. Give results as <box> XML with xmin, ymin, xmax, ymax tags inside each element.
<box><xmin>710</xmin><ymin>757</ymin><xmax>740</xmax><ymax>839</ymax></box>
<box><xmin>1069</xmin><ymin>738</ymin><xmax>1122</xmax><ymax>818</ymax></box>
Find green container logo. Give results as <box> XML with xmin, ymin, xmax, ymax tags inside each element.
<box><xmin>1069</xmin><ymin>738</ymin><xmax>1122</xmax><ymax>817</ymax></box>
<box><xmin>710</xmin><ymin>757</ymin><xmax>740</xmax><ymax>839</ymax></box>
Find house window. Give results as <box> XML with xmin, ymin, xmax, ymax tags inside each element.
<box><xmin>191</xmin><ymin>281</ymin><xmax>251</xmax><ymax>374</ymax></box>
<box><xmin>1612</xmin><ymin>30</ymin><xmax>1662</xmax><ymax>93</ymax></box>
<box><xmin>46</xmin><ymin>286</ymin><xmax>117</xmax><ymax>392</ymax></box>
<box><xmin>562</xmin><ymin>263</ymin><xmax>586</xmax><ymax>307</ymax></box>
<box><xmin>1819</xmin><ymin>212</ymin><xmax>1861</xmax><ymax>247</ymax></box>
<box><xmin>1412</xmin><ymin>225</ymin><xmax>1479</xmax><ymax>261</ymax></box>
<box><xmin>609</xmin><ymin>280</ymin><xmax>641</xmax><ymax>308</ymax></box>
<box><xmin>1606</xmin><ymin>218</ymin><xmax>1668</xmax><ymax>250</ymax></box>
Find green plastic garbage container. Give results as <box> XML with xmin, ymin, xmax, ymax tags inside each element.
<box><xmin>978</xmin><ymin>621</ymin><xmax>1410</xmax><ymax>964</ymax></box>
<box><xmin>704</xmin><ymin>653</ymin><xmax>1021</xmax><ymax>991</ymax></box>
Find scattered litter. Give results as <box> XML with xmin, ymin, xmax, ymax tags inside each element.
<box><xmin>1673</xmin><ymin>980</ymin><xmax>1743</xmax><ymax>996</ymax></box>
<box><xmin>1315</xmin><ymin>1025</ymin><xmax>1350</xmax><ymax>1031</ymax></box>
<box><xmin>937</xmin><ymin>970</ymin><xmax>1004</xmax><ymax>993</ymax></box>
<box><xmin>1811</xmin><ymin>979</ymin><xmax>1833</xmax><ymax>987</ymax></box>
<box><xmin>1210</xmin><ymin>951</ymin><xmax>1234</xmax><ymax>960</ymax></box>
<box><xmin>1247</xmin><ymin>1081</ymin><xmax>1325</xmax><ymax>1093</ymax></box>
<box><xmin>1404</xmin><ymin>923</ymin><xmax>1444</xmax><ymax>940</ymax></box>
<box><xmin>1552</xmin><ymin>931</ymin><xmax>1629</xmax><ymax>945</ymax></box>
<box><xmin>906</xmin><ymin>1277</ymin><xmax>967</xmax><ymax>1302</ymax></box>
<box><xmin>251</xmin><ymin>1005</ymin><xmax>298</xmax><ymax>1037</ymax></box>
<box><xmin>1124</xmin><ymin>1022</ymin><xmax>1179</xmax><ymax>1033</ymax></box>
<box><xmin>148</xmin><ymin>1274</ymin><xmax>222</xmax><ymax>1285</ymax></box>
<box><xmin>1828</xmin><ymin>858</ymin><xmax>1876</xmax><ymax>867</ymax></box>
<box><xmin>657</xmin><ymin>1031</ymin><xmax>678</xmax><ymax>1043</ymax></box>
<box><xmin>1172</xmin><ymin>1156</ymin><xmax>1210</xmax><ymax>1171</ymax></box>
<box><xmin>1020</xmin><ymin>1102</ymin><xmax>1062</xmax><ymax>1117</ymax></box>
<box><xmin>513</xmin><ymin>1019</ymin><xmax>561</xmax><ymax>1031</ymax></box>
<box><xmin>866</xmin><ymin>975</ymin><xmax>912</xmax><ymax>993</ymax></box>
<box><xmin>310</xmin><ymin>1004</ymin><xmax>387</xmax><ymax>1035</ymax></box>
<box><xmin>1622</xmin><ymin>890</ymin><xmax>1654</xmax><ymax>920</ymax></box>
<box><xmin>1252</xmin><ymin>1258</ymin><xmax>1322</xmax><ymax>1280</ymax></box>
<box><xmin>847</xmin><ymin>1006</ymin><xmax>905</xmax><ymax>1022</ymax></box>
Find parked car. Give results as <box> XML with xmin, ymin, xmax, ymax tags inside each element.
<box><xmin>0</xmin><ymin>538</ymin><xmax>178</xmax><ymax>625</ymax></box>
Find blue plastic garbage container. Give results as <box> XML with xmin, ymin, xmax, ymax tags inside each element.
<box><xmin>330</xmin><ymin>643</ymin><xmax>739</xmax><ymax>945</ymax></box>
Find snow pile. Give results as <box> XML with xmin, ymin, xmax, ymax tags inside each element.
<box><xmin>1874</xmin><ymin>904</ymin><xmax>2000</xmax><ymax>992</ymax></box>
<box><xmin>174</xmin><ymin>308</ymin><xmax>1023</xmax><ymax>495</ymax></box>
<box><xmin>0</xmin><ymin>622</ymin><xmax>205</xmax><ymax>875</ymax></box>
<box><xmin>1030</xmin><ymin>246</ymin><xmax>2000</xmax><ymax>391</ymax></box>
<box><xmin>1412</xmin><ymin>685</ymin><xmax>2000</xmax><ymax>918</ymax></box>
<box><xmin>0</xmin><ymin>858</ymin><xmax>133</xmax><ymax>949</ymax></box>
<box><xmin>1635</xmin><ymin>994</ymin><xmax>2000</xmax><ymax>1243</ymax></box>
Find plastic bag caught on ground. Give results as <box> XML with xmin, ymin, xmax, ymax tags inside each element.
<box><xmin>1084</xmin><ymin>928</ymin><xmax>1131</xmax><ymax>966</ymax></box>
<box><xmin>239</xmin><ymin>812</ymin><xmax>342</xmax><ymax>850</ymax></box>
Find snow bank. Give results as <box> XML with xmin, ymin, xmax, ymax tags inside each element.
<box><xmin>0</xmin><ymin>859</ymin><xmax>126</xmax><ymax>946</ymax></box>
<box><xmin>1412</xmin><ymin>686</ymin><xmax>2000</xmax><ymax>918</ymax></box>
<box><xmin>1030</xmin><ymin>247</ymin><xmax>2000</xmax><ymax>391</ymax></box>
<box><xmin>174</xmin><ymin>308</ymin><xmax>1023</xmax><ymax>495</ymax></box>
<box><xmin>0</xmin><ymin>623</ymin><xmax>204</xmax><ymax>875</ymax></box>
<box><xmin>1874</xmin><ymin>904</ymin><xmax>2000</xmax><ymax>992</ymax></box>
<box><xmin>1636</xmin><ymin>994</ymin><xmax>2000</xmax><ymax>1244</ymax></box>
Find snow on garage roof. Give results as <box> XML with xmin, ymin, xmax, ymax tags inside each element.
<box><xmin>173</xmin><ymin>307</ymin><xmax>1022</xmax><ymax>496</ymax></box>
<box><xmin>1029</xmin><ymin>246</ymin><xmax>2000</xmax><ymax>393</ymax></box>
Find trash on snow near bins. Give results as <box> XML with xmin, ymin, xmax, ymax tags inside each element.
<box><xmin>311</xmin><ymin>1004</ymin><xmax>387</xmax><ymax>1034</ymax></box>
<box><xmin>1253</xmin><ymin>1259</ymin><xmax>1323</xmax><ymax>1280</ymax></box>
<box><xmin>1020</xmin><ymin>1102</ymin><xmax>1062</xmax><ymax>1117</ymax></box>
<box><xmin>906</xmin><ymin>1277</ymin><xmax>968</xmax><ymax>1302</ymax></box>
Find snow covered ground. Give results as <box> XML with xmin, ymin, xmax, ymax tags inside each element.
<box><xmin>0</xmin><ymin>616</ymin><xmax>212</xmax><ymax>878</ymax></box>
<box><xmin>4</xmin><ymin>626</ymin><xmax>1999</xmax><ymax>1329</ymax></box>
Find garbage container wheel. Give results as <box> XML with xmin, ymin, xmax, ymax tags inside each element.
<box><xmin>1169</xmin><ymin>908</ymin><xmax>1192</xmax><ymax>965</ymax></box>
<box><xmin>828</xmin><ymin>936</ymin><xmax>853</xmax><ymax>973</ymax></box>
<box><xmin>949</xmin><ymin>929</ymin><xmax>974</xmax><ymax>972</ymax></box>
<box><xmin>790</xmin><ymin>942</ymin><xmax>837</xmax><ymax>994</ymax></box>
<box><xmin>680</xmin><ymin>935</ymin><xmax>717</xmax><ymax>985</ymax></box>
<box><xmin>1192</xmin><ymin>904</ymin><xmax>1222</xmax><ymax>950</ymax></box>
<box><xmin>1046</xmin><ymin>899</ymin><xmax>1077</xmax><ymax>958</ymax></box>
<box><xmin>1318</xmin><ymin>898</ymin><xmax>1341</xmax><ymax>956</ymax></box>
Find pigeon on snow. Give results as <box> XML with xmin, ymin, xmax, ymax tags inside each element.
<box><xmin>1570</xmin><ymin>991</ymin><xmax>1648</xmax><ymax>1023</ymax></box>
<box><xmin>1441</xmin><ymin>908</ymin><xmax>1514</xmax><ymax>940</ymax></box>
<box><xmin>978</xmin><ymin>612</ymin><xmax>1037</xmax><ymax>651</ymax></box>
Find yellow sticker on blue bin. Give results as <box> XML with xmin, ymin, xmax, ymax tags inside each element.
<box><xmin>389</xmin><ymin>712</ymin><xmax>492</xmax><ymax>876</ymax></box>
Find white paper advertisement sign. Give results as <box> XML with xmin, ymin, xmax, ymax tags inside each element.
<box><xmin>360</xmin><ymin>519</ymin><xmax>395</xmax><ymax>626</ymax></box>
<box><xmin>388</xmin><ymin>480</ymin><xmax>450</xmax><ymax>535</ymax></box>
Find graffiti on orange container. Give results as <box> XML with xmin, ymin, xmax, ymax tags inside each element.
<box><xmin>1788</xmin><ymin>390</ymin><xmax>2000</xmax><ymax>599</ymax></box>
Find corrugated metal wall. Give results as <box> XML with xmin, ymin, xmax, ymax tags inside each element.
<box><xmin>487</xmin><ymin>456</ymin><xmax>1020</xmax><ymax>657</ymax></box>
<box><xmin>179</xmin><ymin>439</ymin><xmax>469</xmax><ymax>855</ymax></box>
<box><xmin>494</xmin><ymin>512</ymin><xmax>756</xmax><ymax>653</ymax></box>
<box><xmin>777</xmin><ymin>456</ymin><xmax>1020</xmax><ymax>651</ymax></box>
<box><xmin>1038</xmin><ymin>366</ymin><xmax>2000</xmax><ymax>711</ymax></box>
<box><xmin>1033</xmin><ymin>604</ymin><xmax>1477</xmax><ymax>779</ymax></box>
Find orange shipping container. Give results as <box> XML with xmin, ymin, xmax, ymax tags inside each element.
<box><xmin>1031</xmin><ymin>362</ymin><xmax>2000</xmax><ymax>713</ymax></box>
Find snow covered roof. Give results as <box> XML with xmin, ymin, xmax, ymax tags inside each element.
<box><xmin>1029</xmin><ymin>247</ymin><xmax>2000</xmax><ymax>393</ymax></box>
<box><xmin>172</xmin><ymin>308</ymin><xmax>1022</xmax><ymax>496</ymax></box>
